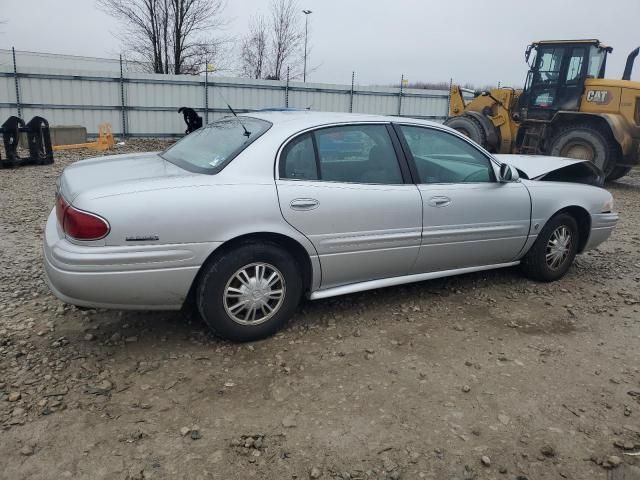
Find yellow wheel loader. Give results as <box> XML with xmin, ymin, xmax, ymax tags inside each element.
<box><xmin>445</xmin><ymin>39</ymin><xmax>640</xmax><ymax>180</ymax></box>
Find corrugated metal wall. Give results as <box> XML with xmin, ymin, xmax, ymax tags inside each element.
<box><xmin>0</xmin><ymin>49</ymin><xmax>454</xmax><ymax>137</ymax></box>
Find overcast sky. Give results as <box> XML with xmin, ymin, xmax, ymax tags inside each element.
<box><xmin>1</xmin><ymin>0</ymin><xmax>639</xmax><ymax>87</ymax></box>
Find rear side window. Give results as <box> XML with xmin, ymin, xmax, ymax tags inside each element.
<box><xmin>280</xmin><ymin>124</ymin><xmax>403</xmax><ymax>184</ymax></box>
<box><xmin>280</xmin><ymin>134</ymin><xmax>318</xmax><ymax>180</ymax></box>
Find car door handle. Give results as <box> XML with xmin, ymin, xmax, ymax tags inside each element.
<box><xmin>290</xmin><ymin>198</ymin><xmax>319</xmax><ymax>210</ymax></box>
<box><xmin>428</xmin><ymin>196</ymin><xmax>451</xmax><ymax>207</ymax></box>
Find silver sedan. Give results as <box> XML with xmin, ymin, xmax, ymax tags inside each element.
<box><xmin>44</xmin><ymin>111</ymin><xmax>618</xmax><ymax>341</ymax></box>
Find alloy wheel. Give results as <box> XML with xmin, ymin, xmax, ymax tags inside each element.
<box><xmin>223</xmin><ymin>262</ymin><xmax>286</xmax><ymax>325</ymax></box>
<box><xmin>546</xmin><ymin>226</ymin><xmax>572</xmax><ymax>270</ymax></box>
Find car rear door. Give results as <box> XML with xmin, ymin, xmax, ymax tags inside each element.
<box><xmin>275</xmin><ymin>123</ymin><xmax>423</xmax><ymax>289</ymax></box>
<box><xmin>394</xmin><ymin>123</ymin><xmax>531</xmax><ymax>273</ymax></box>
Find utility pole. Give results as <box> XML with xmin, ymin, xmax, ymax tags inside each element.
<box><xmin>302</xmin><ymin>9</ymin><xmax>312</xmax><ymax>82</ymax></box>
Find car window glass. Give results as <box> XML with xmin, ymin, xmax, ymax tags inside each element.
<box><xmin>314</xmin><ymin>125</ymin><xmax>403</xmax><ymax>184</ymax></box>
<box><xmin>399</xmin><ymin>126</ymin><xmax>493</xmax><ymax>184</ymax></box>
<box><xmin>161</xmin><ymin>117</ymin><xmax>270</xmax><ymax>174</ymax></box>
<box><xmin>280</xmin><ymin>133</ymin><xmax>317</xmax><ymax>180</ymax></box>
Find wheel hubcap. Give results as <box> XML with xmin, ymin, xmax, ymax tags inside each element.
<box><xmin>546</xmin><ymin>226</ymin><xmax>572</xmax><ymax>270</ymax></box>
<box><xmin>223</xmin><ymin>262</ymin><xmax>286</xmax><ymax>325</ymax></box>
<box><xmin>562</xmin><ymin>142</ymin><xmax>594</xmax><ymax>161</ymax></box>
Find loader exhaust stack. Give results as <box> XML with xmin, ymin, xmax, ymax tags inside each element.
<box><xmin>622</xmin><ymin>47</ymin><xmax>639</xmax><ymax>81</ymax></box>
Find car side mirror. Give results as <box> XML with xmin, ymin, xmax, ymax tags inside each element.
<box><xmin>498</xmin><ymin>163</ymin><xmax>520</xmax><ymax>182</ymax></box>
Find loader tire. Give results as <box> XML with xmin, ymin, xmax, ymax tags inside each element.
<box><xmin>607</xmin><ymin>166</ymin><xmax>631</xmax><ymax>182</ymax></box>
<box><xmin>444</xmin><ymin>115</ymin><xmax>487</xmax><ymax>148</ymax></box>
<box><xmin>548</xmin><ymin>124</ymin><xmax>617</xmax><ymax>178</ymax></box>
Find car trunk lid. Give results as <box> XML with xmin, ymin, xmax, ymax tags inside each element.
<box><xmin>58</xmin><ymin>152</ymin><xmax>195</xmax><ymax>202</ymax></box>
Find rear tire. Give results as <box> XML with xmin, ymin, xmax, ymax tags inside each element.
<box><xmin>444</xmin><ymin>115</ymin><xmax>487</xmax><ymax>148</ymax></box>
<box><xmin>197</xmin><ymin>243</ymin><xmax>302</xmax><ymax>342</ymax></box>
<box><xmin>548</xmin><ymin>124</ymin><xmax>618</xmax><ymax>178</ymax></box>
<box><xmin>607</xmin><ymin>166</ymin><xmax>632</xmax><ymax>182</ymax></box>
<box><xmin>521</xmin><ymin>213</ymin><xmax>579</xmax><ymax>282</ymax></box>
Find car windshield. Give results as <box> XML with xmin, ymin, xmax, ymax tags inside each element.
<box><xmin>161</xmin><ymin>117</ymin><xmax>271</xmax><ymax>174</ymax></box>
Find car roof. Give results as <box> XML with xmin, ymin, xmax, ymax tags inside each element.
<box><xmin>241</xmin><ymin>110</ymin><xmax>441</xmax><ymax>130</ymax></box>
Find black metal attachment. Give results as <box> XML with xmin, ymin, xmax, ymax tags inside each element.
<box><xmin>0</xmin><ymin>115</ymin><xmax>54</xmax><ymax>168</ymax></box>
<box><xmin>178</xmin><ymin>107</ymin><xmax>203</xmax><ymax>134</ymax></box>
<box><xmin>622</xmin><ymin>47</ymin><xmax>639</xmax><ymax>81</ymax></box>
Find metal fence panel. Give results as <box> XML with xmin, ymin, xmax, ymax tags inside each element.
<box><xmin>0</xmin><ymin>107</ymin><xmax>14</xmax><ymax>122</ymax></box>
<box><xmin>19</xmin><ymin>74</ymin><xmax>120</xmax><ymax>106</ymax></box>
<box><xmin>0</xmin><ymin>49</ymin><xmax>453</xmax><ymax>137</ymax></box>
<box><xmin>353</xmin><ymin>90</ymin><xmax>400</xmax><ymax>116</ymax></box>
<box><xmin>288</xmin><ymin>80</ymin><xmax>351</xmax><ymax>112</ymax></box>
<box><xmin>20</xmin><ymin>107</ymin><xmax>122</xmax><ymax>132</ymax></box>
<box><xmin>127</xmin><ymin>110</ymin><xmax>185</xmax><ymax>136</ymax></box>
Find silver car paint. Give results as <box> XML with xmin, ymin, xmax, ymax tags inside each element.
<box><xmin>60</xmin><ymin>151</ymin><xmax>195</xmax><ymax>202</ymax></box>
<box><xmin>44</xmin><ymin>111</ymin><xmax>618</xmax><ymax>310</ymax></box>
<box><xmin>277</xmin><ymin>179</ymin><xmax>422</xmax><ymax>288</ymax></box>
<box><xmin>518</xmin><ymin>179</ymin><xmax>614</xmax><ymax>252</ymax></box>
<box><xmin>413</xmin><ymin>182</ymin><xmax>531</xmax><ymax>272</ymax></box>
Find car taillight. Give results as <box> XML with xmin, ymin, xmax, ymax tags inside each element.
<box><xmin>56</xmin><ymin>194</ymin><xmax>110</xmax><ymax>240</ymax></box>
<box><xmin>56</xmin><ymin>194</ymin><xmax>68</xmax><ymax>226</ymax></box>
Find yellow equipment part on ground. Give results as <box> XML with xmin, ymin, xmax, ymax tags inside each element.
<box><xmin>53</xmin><ymin>123</ymin><xmax>114</xmax><ymax>152</ymax></box>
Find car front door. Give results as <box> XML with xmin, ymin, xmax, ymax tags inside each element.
<box><xmin>394</xmin><ymin>124</ymin><xmax>531</xmax><ymax>274</ymax></box>
<box><xmin>275</xmin><ymin>123</ymin><xmax>422</xmax><ymax>289</ymax></box>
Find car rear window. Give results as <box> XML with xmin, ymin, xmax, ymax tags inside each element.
<box><xmin>161</xmin><ymin>117</ymin><xmax>271</xmax><ymax>174</ymax></box>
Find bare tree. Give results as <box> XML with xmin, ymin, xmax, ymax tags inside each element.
<box><xmin>98</xmin><ymin>0</ymin><xmax>228</xmax><ymax>75</ymax></box>
<box><xmin>268</xmin><ymin>0</ymin><xmax>303</xmax><ymax>80</ymax></box>
<box><xmin>239</xmin><ymin>15</ymin><xmax>268</xmax><ymax>79</ymax></box>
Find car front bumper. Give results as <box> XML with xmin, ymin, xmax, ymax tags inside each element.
<box><xmin>583</xmin><ymin>212</ymin><xmax>619</xmax><ymax>251</ymax></box>
<box><xmin>43</xmin><ymin>209</ymin><xmax>219</xmax><ymax>310</ymax></box>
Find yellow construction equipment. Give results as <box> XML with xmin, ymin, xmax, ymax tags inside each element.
<box><xmin>445</xmin><ymin>39</ymin><xmax>640</xmax><ymax>180</ymax></box>
<box><xmin>53</xmin><ymin>123</ymin><xmax>114</xmax><ymax>152</ymax></box>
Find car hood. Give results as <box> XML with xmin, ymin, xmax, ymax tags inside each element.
<box><xmin>494</xmin><ymin>154</ymin><xmax>604</xmax><ymax>186</ymax></box>
<box><xmin>59</xmin><ymin>151</ymin><xmax>197</xmax><ymax>202</ymax></box>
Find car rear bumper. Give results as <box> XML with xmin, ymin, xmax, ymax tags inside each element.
<box><xmin>43</xmin><ymin>209</ymin><xmax>219</xmax><ymax>310</ymax></box>
<box><xmin>583</xmin><ymin>212</ymin><xmax>619</xmax><ymax>251</ymax></box>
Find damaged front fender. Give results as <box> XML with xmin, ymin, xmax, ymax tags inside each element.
<box><xmin>494</xmin><ymin>154</ymin><xmax>604</xmax><ymax>186</ymax></box>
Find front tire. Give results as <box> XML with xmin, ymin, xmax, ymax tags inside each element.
<box><xmin>197</xmin><ymin>243</ymin><xmax>302</xmax><ymax>342</ymax></box>
<box><xmin>607</xmin><ymin>166</ymin><xmax>631</xmax><ymax>182</ymax></box>
<box><xmin>521</xmin><ymin>213</ymin><xmax>579</xmax><ymax>282</ymax></box>
<box><xmin>548</xmin><ymin>124</ymin><xmax>617</xmax><ymax>178</ymax></box>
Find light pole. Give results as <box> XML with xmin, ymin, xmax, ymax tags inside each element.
<box><xmin>302</xmin><ymin>9</ymin><xmax>312</xmax><ymax>82</ymax></box>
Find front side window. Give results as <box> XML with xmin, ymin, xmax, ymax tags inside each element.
<box><xmin>162</xmin><ymin>117</ymin><xmax>271</xmax><ymax>173</ymax></box>
<box><xmin>398</xmin><ymin>125</ymin><xmax>494</xmax><ymax>184</ymax></box>
<box><xmin>535</xmin><ymin>47</ymin><xmax>565</xmax><ymax>83</ymax></box>
<box><xmin>531</xmin><ymin>47</ymin><xmax>565</xmax><ymax>107</ymax></box>
<box><xmin>280</xmin><ymin>124</ymin><xmax>403</xmax><ymax>184</ymax></box>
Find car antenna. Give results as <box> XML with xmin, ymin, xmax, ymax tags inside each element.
<box><xmin>226</xmin><ymin>104</ymin><xmax>251</xmax><ymax>137</ymax></box>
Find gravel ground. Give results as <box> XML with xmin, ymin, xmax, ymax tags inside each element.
<box><xmin>1</xmin><ymin>141</ymin><xmax>639</xmax><ymax>480</ymax></box>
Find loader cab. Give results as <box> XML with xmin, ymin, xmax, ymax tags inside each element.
<box><xmin>518</xmin><ymin>40</ymin><xmax>612</xmax><ymax>121</ymax></box>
